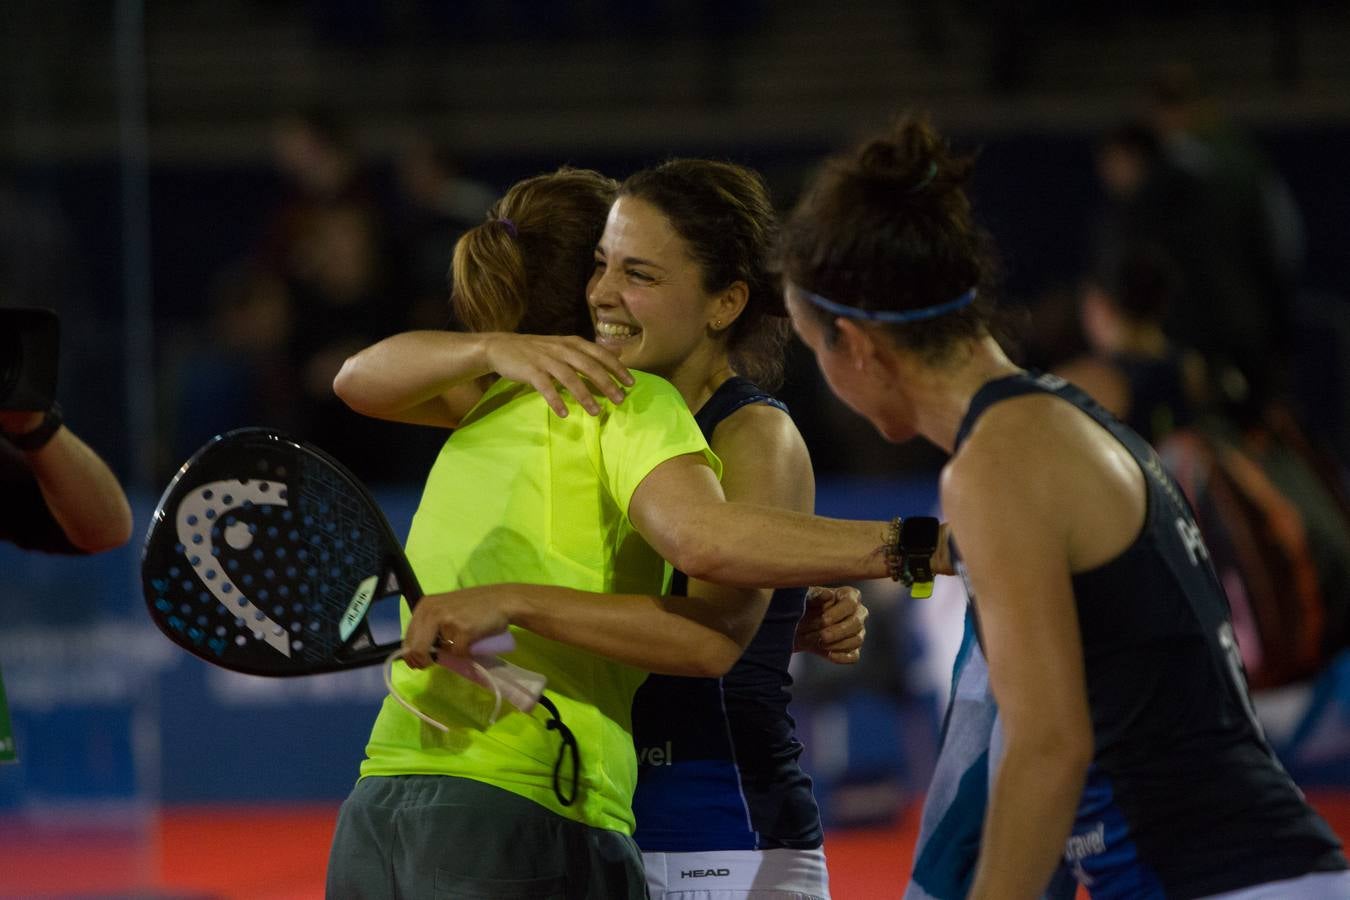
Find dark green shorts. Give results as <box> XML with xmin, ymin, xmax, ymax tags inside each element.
<box><xmin>326</xmin><ymin>774</ymin><xmax>647</xmax><ymax>899</ymax></box>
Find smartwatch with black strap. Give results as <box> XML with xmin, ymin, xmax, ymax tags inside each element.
<box><xmin>898</xmin><ymin>515</ymin><xmax>940</xmax><ymax>599</ymax></box>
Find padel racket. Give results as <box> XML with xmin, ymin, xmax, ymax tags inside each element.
<box><xmin>142</xmin><ymin>427</ymin><xmax>516</xmax><ymax>676</ymax></box>
<box><xmin>142</xmin><ymin>427</ymin><xmax>578</xmax><ymax>804</ymax></box>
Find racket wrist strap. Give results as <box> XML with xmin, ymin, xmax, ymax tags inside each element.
<box><xmin>537</xmin><ymin>695</ymin><xmax>580</xmax><ymax>808</ymax></box>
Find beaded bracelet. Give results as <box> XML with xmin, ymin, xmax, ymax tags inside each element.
<box><xmin>884</xmin><ymin>515</ymin><xmax>904</xmax><ymax>582</ymax></box>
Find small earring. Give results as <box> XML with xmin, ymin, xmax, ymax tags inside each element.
<box><xmin>713</xmin><ymin>319</ymin><xmax>722</xmax><ymax>329</ymax></box>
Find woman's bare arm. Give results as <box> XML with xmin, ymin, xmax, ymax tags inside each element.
<box><xmin>674</xmin><ymin>402</ymin><xmax>814</xmax><ymax>655</ymax></box>
<box><xmin>402</xmin><ymin>404</ymin><xmax>867</xmax><ymax>676</ymax></box>
<box><xmin>402</xmin><ymin>583</ymin><xmax>750</xmax><ymax>677</ymax></box>
<box><xmin>628</xmin><ymin>455</ymin><xmax>894</xmax><ymax>589</ymax></box>
<box><xmin>333</xmin><ymin>331</ymin><xmax>633</xmax><ymax>427</ymax></box>
<box><xmin>1</xmin><ymin>411</ymin><xmax>133</xmax><ymax>553</ymax></box>
<box><xmin>952</xmin><ymin>406</ymin><xmax>1096</xmax><ymax>900</ymax></box>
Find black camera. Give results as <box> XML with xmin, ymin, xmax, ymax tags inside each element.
<box><xmin>0</xmin><ymin>308</ymin><xmax>60</xmax><ymax>411</ymax></box>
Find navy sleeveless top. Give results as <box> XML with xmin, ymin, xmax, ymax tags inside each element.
<box><xmin>630</xmin><ymin>376</ymin><xmax>822</xmax><ymax>852</ymax></box>
<box><xmin>953</xmin><ymin>371</ymin><xmax>1345</xmax><ymax>897</ymax></box>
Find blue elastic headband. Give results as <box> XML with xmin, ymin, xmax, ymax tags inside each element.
<box><xmin>797</xmin><ymin>285</ymin><xmax>978</xmax><ymax>324</ymax></box>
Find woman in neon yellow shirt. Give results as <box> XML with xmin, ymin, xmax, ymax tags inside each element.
<box><xmin>328</xmin><ymin>166</ymin><xmax>921</xmax><ymax>899</ymax></box>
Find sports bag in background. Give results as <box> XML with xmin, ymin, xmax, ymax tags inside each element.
<box><xmin>1160</xmin><ymin>407</ymin><xmax>1350</xmax><ymax>689</ymax></box>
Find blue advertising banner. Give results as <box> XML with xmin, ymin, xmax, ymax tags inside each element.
<box><xmin>1</xmin><ymin>478</ymin><xmax>1343</xmax><ymax>817</ymax></box>
<box><xmin>0</xmin><ymin>487</ymin><xmax>422</xmax><ymax>811</ymax></box>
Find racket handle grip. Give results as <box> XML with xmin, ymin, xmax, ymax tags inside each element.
<box><xmin>468</xmin><ymin>631</ymin><xmax>516</xmax><ymax>656</ymax></box>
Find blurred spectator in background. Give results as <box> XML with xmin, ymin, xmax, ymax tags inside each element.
<box><xmin>1054</xmin><ymin>244</ymin><xmax>1205</xmax><ymax>446</ymax></box>
<box><xmin>267</xmin><ymin>107</ymin><xmax>374</xmax><ymax>219</ymax></box>
<box><xmin>262</xmin><ymin>107</ymin><xmax>387</xmax><ymax>314</ymax></box>
<box><xmin>269</xmin><ymin>113</ymin><xmax>432</xmax><ymax>481</ymax></box>
<box><xmin>1054</xmin><ymin>245</ymin><xmax>1350</xmax><ymax>692</ymax></box>
<box><xmin>1147</xmin><ymin>62</ymin><xmax>1306</xmax><ymax>291</ymax></box>
<box><xmin>390</xmin><ymin>134</ymin><xmax>496</xmax><ymax>330</ymax></box>
<box><xmin>1091</xmin><ymin>122</ymin><xmax>1206</xmax><ymax>351</ymax></box>
<box><xmin>164</xmin><ymin>262</ymin><xmax>296</xmax><ymax>467</ymax></box>
<box><xmin>1092</xmin><ymin>66</ymin><xmax>1305</xmax><ymax>423</ymax></box>
<box><xmin>187</xmin><ymin>106</ymin><xmax>437</xmax><ymax>483</ymax></box>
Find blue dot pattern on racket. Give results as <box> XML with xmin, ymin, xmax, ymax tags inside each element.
<box><xmin>142</xmin><ymin>428</ymin><xmax>423</xmax><ymax>676</ymax></box>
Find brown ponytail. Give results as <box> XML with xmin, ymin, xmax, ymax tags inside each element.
<box><xmin>451</xmin><ymin>167</ymin><xmax>618</xmax><ymax>337</ymax></box>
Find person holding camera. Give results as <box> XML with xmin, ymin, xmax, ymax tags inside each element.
<box><xmin>1</xmin><ymin>404</ymin><xmax>132</xmax><ymax>554</ymax></box>
<box><xmin>1</xmin><ymin>397</ymin><xmax>131</xmax><ymax>772</ymax></box>
<box><xmin>1</xmin><ymin>307</ymin><xmax>132</xmax><ymax>555</ymax></box>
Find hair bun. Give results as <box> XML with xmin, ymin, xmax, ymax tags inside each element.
<box><xmin>856</xmin><ymin>138</ymin><xmax>913</xmax><ymax>179</ymax></box>
<box><xmin>855</xmin><ymin>129</ymin><xmax>940</xmax><ymax>196</ymax></box>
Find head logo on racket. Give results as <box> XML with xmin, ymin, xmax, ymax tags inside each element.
<box><xmin>173</xmin><ymin>477</ymin><xmax>293</xmax><ymax>657</ymax></box>
<box><xmin>143</xmin><ymin>428</ymin><xmax>414</xmax><ymax>675</ymax></box>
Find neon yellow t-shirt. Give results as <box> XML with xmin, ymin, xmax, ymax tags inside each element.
<box><xmin>360</xmin><ymin>371</ymin><xmax>720</xmax><ymax>834</ymax></box>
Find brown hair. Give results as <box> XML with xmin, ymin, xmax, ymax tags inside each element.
<box><xmin>618</xmin><ymin>159</ymin><xmax>789</xmax><ymax>390</ymax></box>
<box><xmin>451</xmin><ymin>167</ymin><xmax>618</xmax><ymax>337</ymax></box>
<box><xmin>779</xmin><ymin>115</ymin><xmax>1000</xmax><ymax>363</ymax></box>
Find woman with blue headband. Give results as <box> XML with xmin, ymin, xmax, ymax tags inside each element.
<box><xmin>780</xmin><ymin>115</ymin><xmax>1348</xmax><ymax>900</ymax></box>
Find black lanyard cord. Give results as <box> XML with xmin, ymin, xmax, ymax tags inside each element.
<box><xmin>538</xmin><ymin>695</ymin><xmax>580</xmax><ymax>807</ymax></box>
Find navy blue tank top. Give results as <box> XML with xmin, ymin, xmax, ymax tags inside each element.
<box><xmin>954</xmin><ymin>371</ymin><xmax>1345</xmax><ymax>897</ymax></box>
<box><xmin>630</xmin><ymin>376</ymin><xmax>822</xmax><ymax>852</ymax></box>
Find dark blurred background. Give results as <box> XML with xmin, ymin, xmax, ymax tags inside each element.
<box><xmin>3</xmin><ymin>1</ymin><xmax>1350</xmax><ymax>891</ymax></box>
<box><xmin>5</xmin><ymin>0</ymin><xmax>1350</xmax><ymax>488</ymax></box>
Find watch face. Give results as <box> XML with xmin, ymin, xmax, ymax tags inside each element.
<box><xmin>901</xmin><ymin>516</ymin><xmax>940</xmax><ymax>553</ymax></box>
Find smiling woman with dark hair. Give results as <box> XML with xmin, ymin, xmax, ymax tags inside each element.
<box><xmin>327</xmin><ymin>163</ymin><xmax>920</xmax><ymax>899</ymax></box>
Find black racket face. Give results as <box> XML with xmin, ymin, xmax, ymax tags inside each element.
<box><xmin>142</xmin><ymin>428</ymin><xmax>418</xmax><ymax>676</ymax></box>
